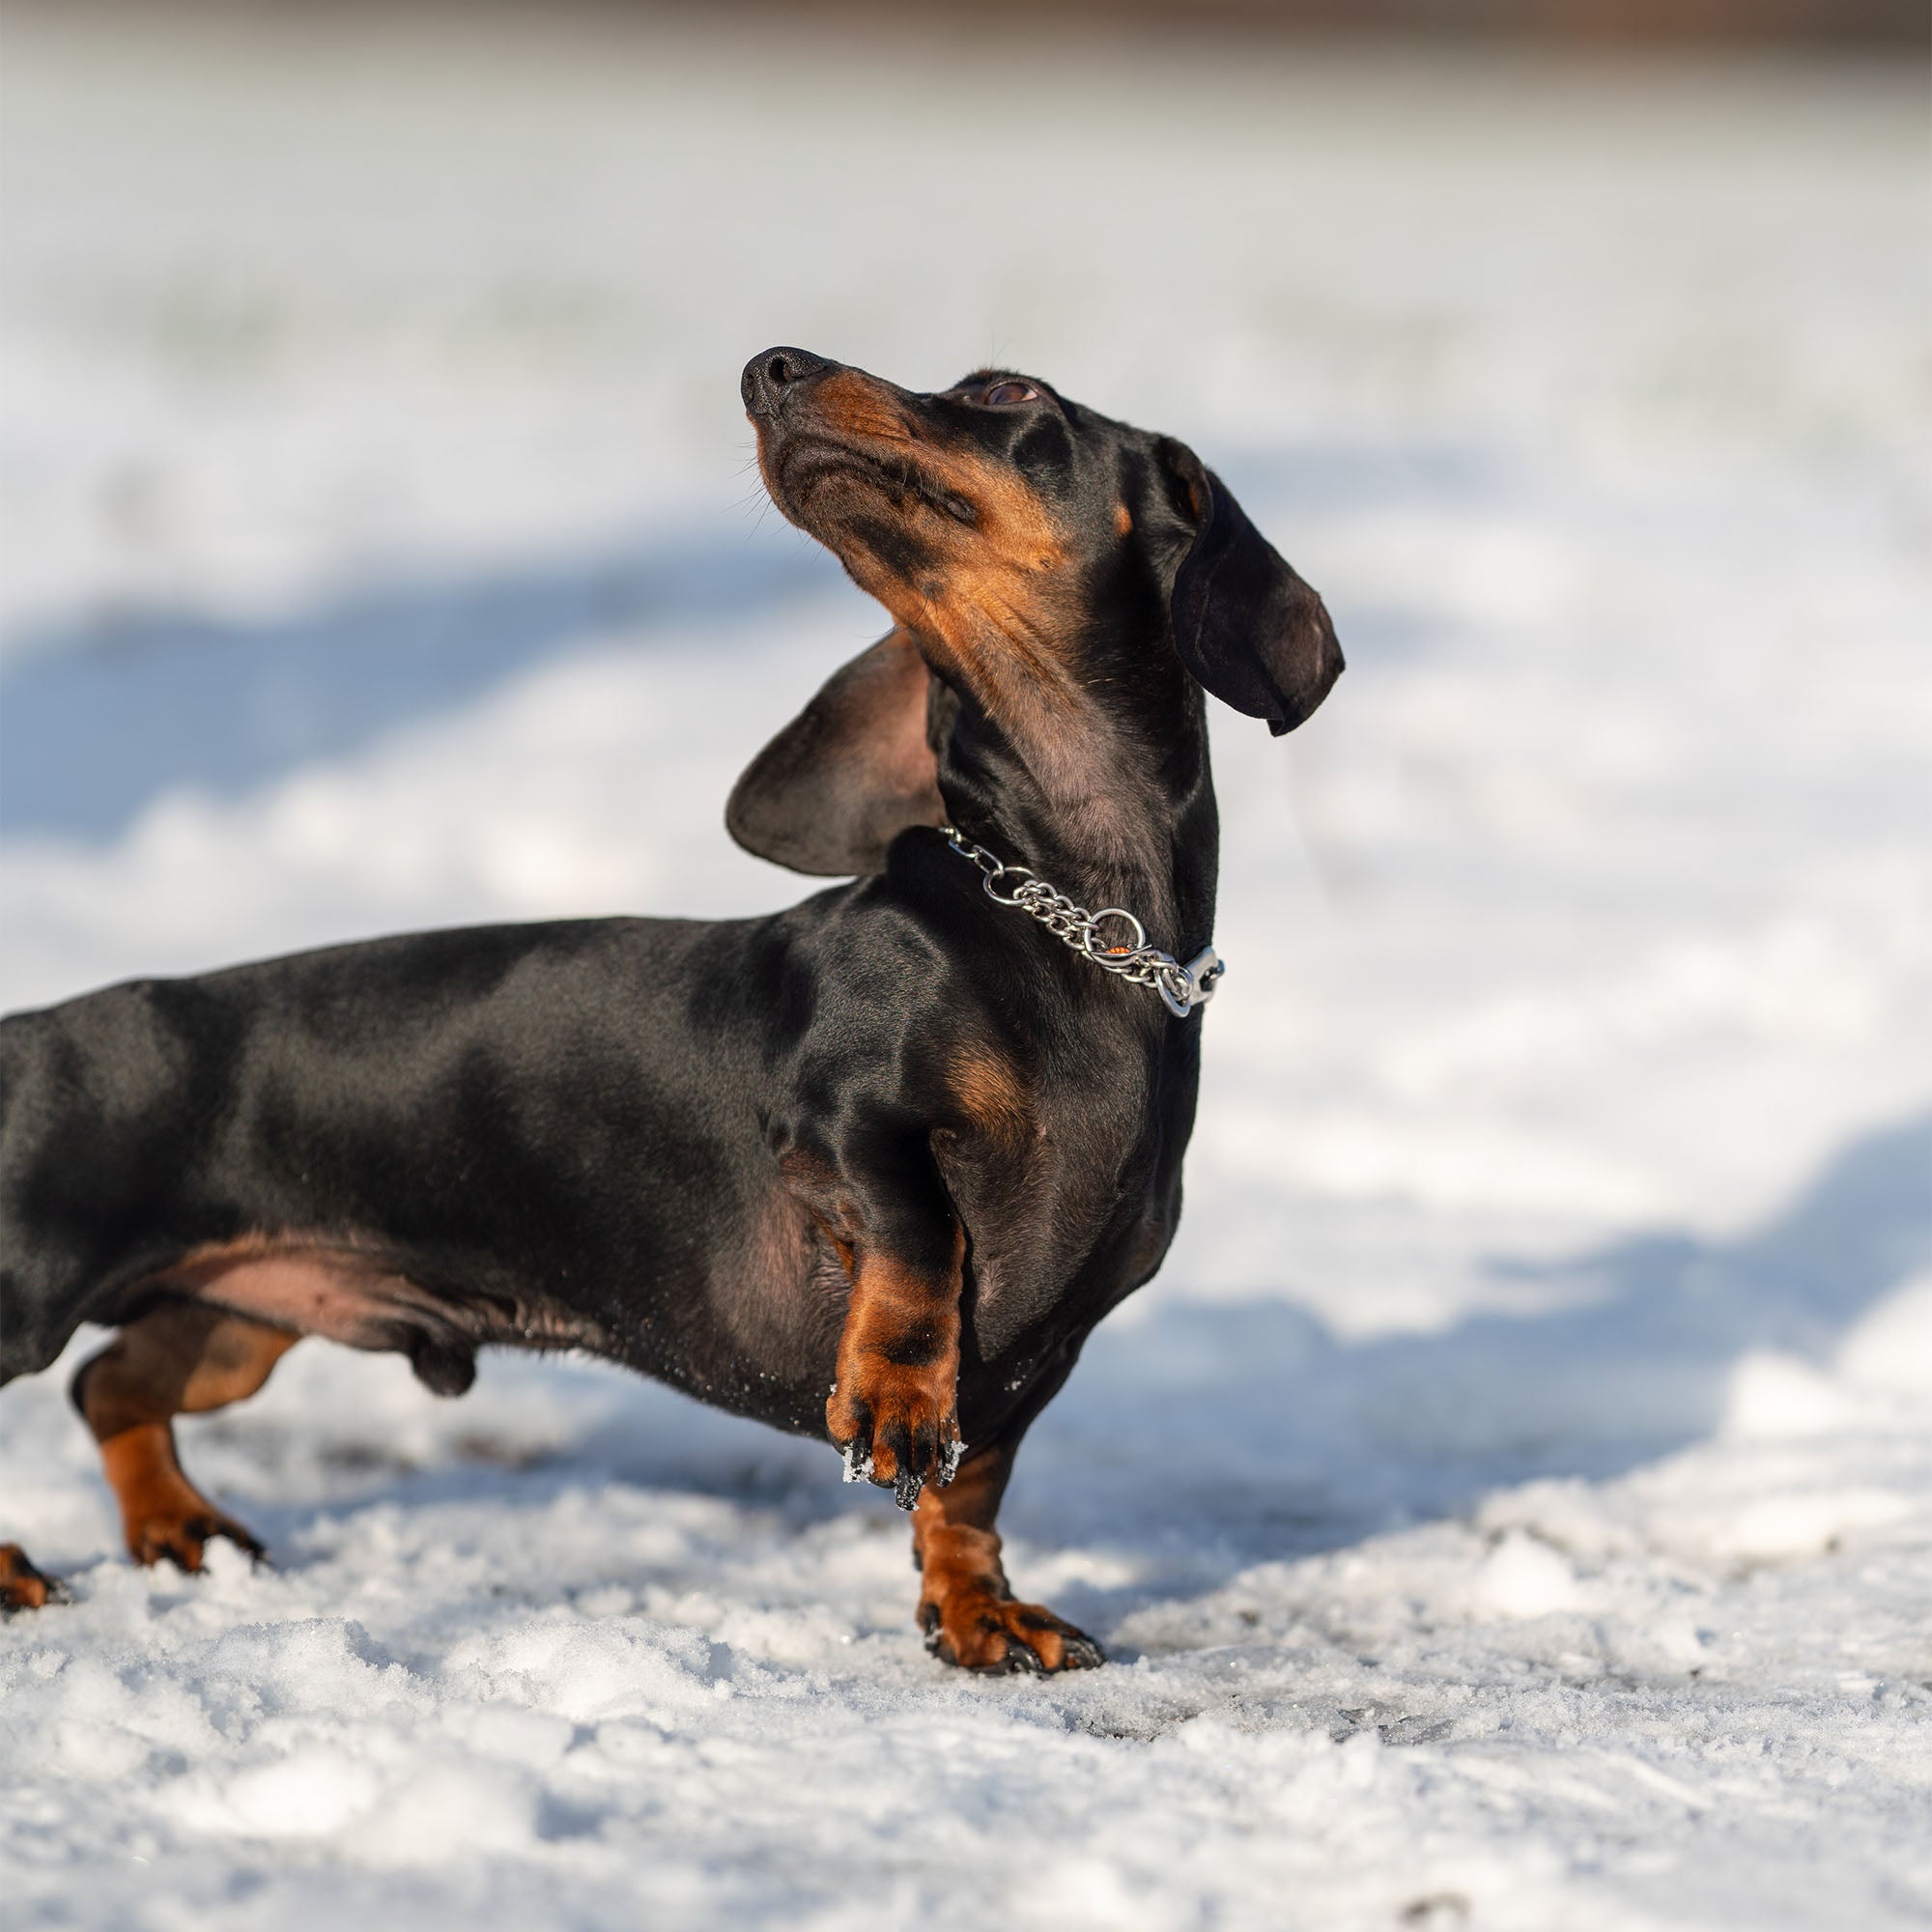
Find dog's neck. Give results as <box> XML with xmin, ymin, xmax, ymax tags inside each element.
<box><xmin>921</xmin><ymin>634</ymin><xmax>1221</xmax><ymax>962</ymax></box>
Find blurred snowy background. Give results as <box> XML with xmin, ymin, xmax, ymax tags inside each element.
<box><xmin>1</xmin><ymin>6</ymin><xmax>1927</xmax><ymax>1930</ymax></box>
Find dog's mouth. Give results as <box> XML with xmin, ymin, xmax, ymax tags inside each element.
<box><xmin>765</xmin><ymin>434</ymin><xmax>979</xmax><ymax>536</ymax></box>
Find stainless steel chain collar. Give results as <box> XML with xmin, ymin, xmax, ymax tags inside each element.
<box><xmin>940</xmin><ymin>826</ymin><xmax>1225</xmax><ymax>1020</ymax></box>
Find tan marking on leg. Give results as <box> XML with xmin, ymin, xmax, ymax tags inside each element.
<box><xmin>912</xmin><ymin>1445</ymin><xmax>1103</xmax><ymax>1673</ymax></box>
<box><xmin>76</xmin><ymin>1299</ymin><xmax>297</xmax><ymax>1571</ymax></box>
<box><xmin>825</xmin><ymin>1230</ymin><xmax>965</xmax><ymax>1508</ymax></box>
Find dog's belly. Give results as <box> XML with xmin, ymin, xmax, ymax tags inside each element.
<box><xmin>172</xmin><ymin>1241</ymin><xmax>440</xmax><ymax>1349</ymax></box>
<box><xmin>145</xmin><ymin>1234</ymin><xmax>610</xmax><ymax>1399</ymax></box>
<box><xmin>67</xmin><ymin>1185</ymin><xmax>849</xmax><ymax>1435</ymax></box>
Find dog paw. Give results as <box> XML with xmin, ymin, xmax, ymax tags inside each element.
<box><xmin>827</xmin><ymin>1368</ymin><xmax>963</xmax><ymax>1511</ymax></box>
<box><xmin>919</xmin><ymin>1590</ymin><xmax>1105</xmax><ymax>1673</ymax></box>
<box><xmin>128</xmin><ymin>1507</ymin><xmax>267</xmax><ymax>1575</ymax></box>
<box><xmin>0</xmin><ymin>1544</ymin><xmax>66</xmax><ymax>1612</ymax></box>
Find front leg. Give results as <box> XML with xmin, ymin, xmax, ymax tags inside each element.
<box><xmin>827</xmin><ymin>1224</ymin><xmax>966</xmax><ymax>1510</ymax></box>
<box><xmin>913</xmin><ymin>1439</ymin><xmax>1103</xmax><ymax>1672</ymax></box>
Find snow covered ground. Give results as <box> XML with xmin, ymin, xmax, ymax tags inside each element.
<box><xmin>2</xmin><ymin>11</ymin><xmax>1928</xmax><ymax>1928</ymax></box>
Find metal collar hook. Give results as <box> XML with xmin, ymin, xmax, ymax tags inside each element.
<box><xmin>941</xmin><ymin>827</ymin><xmax>1226</xmax><ymax>1022</ymax></box>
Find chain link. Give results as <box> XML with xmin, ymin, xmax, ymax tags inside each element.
<box><xmin>940</xmin><ymin>827</ymin><xmax>1225</xmax><ymax>1019</ymax></box>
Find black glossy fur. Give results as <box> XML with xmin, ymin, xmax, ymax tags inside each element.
<box><xmin>0</xmin><ymin>350</ymin><xmax>1340</xmax><ymax>1649</ymax></box>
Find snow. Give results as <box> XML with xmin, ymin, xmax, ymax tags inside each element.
<box><xmin>2</xmin><ymin>12</ymin><xmax>1928</xmax><ymax>1930</ymax></box>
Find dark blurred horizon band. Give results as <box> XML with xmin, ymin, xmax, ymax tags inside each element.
<box><xmin>9</xmin><ymin>0</ymin><xmax>1924</xmax><ymax>51</ymax></box>
<box><xmin>675</xmin><ymin>0</ymin><xmax>1926</xmax><ymax>50</ymax></box>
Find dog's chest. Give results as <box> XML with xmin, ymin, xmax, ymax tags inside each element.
<box><xmin>937</xmin><ymin>1072</ymin><xmax>1189</xmax><ymax>1361</ymax></box>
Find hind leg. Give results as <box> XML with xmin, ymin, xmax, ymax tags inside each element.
<box><xmin>72</xmin><ymin>1298</ymin><xmax>298</xmax><ymax>1573</ymax></box>
<box><xmin>1</xmin><ymin>1543</ymin><xmax>62</xmax><ymax>1610</ymax></box>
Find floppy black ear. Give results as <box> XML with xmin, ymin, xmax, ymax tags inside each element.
<box><xmin>725</xmin><ymin>628</ymin><xmax>946</xmax><ymax>875</ymax></box>
<box><xmin>1156</xmin><ymin>439</ymin><xmax>1344</xmax><ymax>736</ymax></box>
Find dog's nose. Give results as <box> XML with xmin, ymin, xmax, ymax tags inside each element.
<box><xmin>742</xmin><ymin>346</ymin><xmax>832</xmax><ymax>415</ymax></box>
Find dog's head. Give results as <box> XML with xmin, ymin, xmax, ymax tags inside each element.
<box><xmin>730</xmin><ymin>348</ymin><xmax>1343</xmax><ymax>875</ymax></box>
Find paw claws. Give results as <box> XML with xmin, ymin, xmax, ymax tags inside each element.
<box><xmin>134</xmin><ymin>1513</ymin><xmax>267</xmax><ymax>1576</ymax></box>
<box><xmin>922</xmin><ymin>1596</ymin><xmax>1105</xmax><ymax>1675</ymax></box>
<box><xmin>217</xmin><ymin>1520</ymin><xmax>268</xmax><ymax>1563</ymax></box>
<box><xmin>829</xmin><ymin>1394</ymin><xmax>959</xmax><ymax>1502</ymax></box>
<box><xmin>1060</xmin><ymin>1634</ymin><xmax>1107</xmax><ymax>1671</ymax></box>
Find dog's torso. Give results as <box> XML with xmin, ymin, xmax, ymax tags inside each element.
<box><xmin>1</xmin><ymin>834</ymin><xmax>1193</xmax><ymax>1448</ymax></box>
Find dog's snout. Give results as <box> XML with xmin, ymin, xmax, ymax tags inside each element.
<box><xmin>742</xmin><ymin>346</ymin><xmax>833</xmax><ymax>416</ymax></box>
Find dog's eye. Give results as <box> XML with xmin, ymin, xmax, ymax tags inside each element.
<box><xmin>979</xmin><ymin>380</ymin><xmax>1037</xmax><ymax>406</ymax></box>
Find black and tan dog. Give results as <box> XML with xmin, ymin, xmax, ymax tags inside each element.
<box><xmin>0</xmin><ymin>350</ymin><xmax>1340</xmax><ymax>1669</ymax></box>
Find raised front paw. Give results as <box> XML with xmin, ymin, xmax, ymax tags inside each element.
<box><xmin>920</xmin><ymin>1586</ymin><xmax>1105</xmax><ymax>1673</ymax></box>
<box><xmin>827</xmin><ymin>1362</ymin><xmax>964</xmax><ymax>1511</ymax></box>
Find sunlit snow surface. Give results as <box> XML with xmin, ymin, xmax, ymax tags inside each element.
<box><xmin>1</xmin><ymin>14</ymin><xmax>1927</xmax><ymax>1930</ymax></box>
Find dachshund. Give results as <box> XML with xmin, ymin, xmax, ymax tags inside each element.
<box><xmin>0</xmin><ymin>348</ymin><xmax>1341</xmax><ymax>1669</ymax></box>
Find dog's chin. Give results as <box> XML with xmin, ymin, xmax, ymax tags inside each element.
<box><xmin>781</xmin><ymin>440</ymin><xmax>895</xmax><ymax>505</ymax></box>
<box><xmin>763</xmin><ymin>447</ymin><xmax>914</xmax><ymax>566</ymax></box>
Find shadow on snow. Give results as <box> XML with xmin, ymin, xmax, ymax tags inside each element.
<box><xmin>191</xmin><ymin>1106</ymin><xmax>1931</xmax><ymax>1636</ymax></box>
<box><xmin>0</xmin><ymin>436</ymin><xmax>1475</xmax><ymax>844</ymax></box>
<box><xmin>0</xmin><ymin>524</ymin><xmax>844</xmax><ymax>842</ymax></box>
